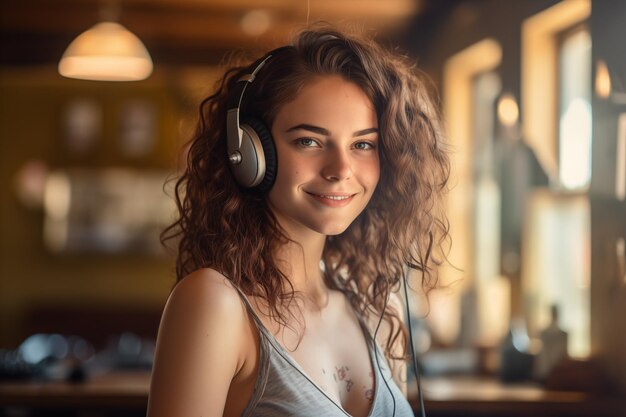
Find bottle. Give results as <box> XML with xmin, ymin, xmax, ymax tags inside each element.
<box><xmin>534</xmin><ymin>304</ymin><xmax>568</xmax><ymax>381</ymax></box>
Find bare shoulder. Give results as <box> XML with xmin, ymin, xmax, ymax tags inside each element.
<box><xmin>157</xmin><ymin>268</ymin><xmax>249</xmax><ymax>341</ymax></box>
<box><xmin>169</xmin><ymin>267</ymin><xmax>243</xmax><ymax>308</ymax></box>
<box><xmin>147</xmin><ymin>268</ymin><xmax>249</xmax><ymax>417</ymax></box>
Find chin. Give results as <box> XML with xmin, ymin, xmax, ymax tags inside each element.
<box><xmin>306</xmin><ymin>219</ymin><xmax>353</xmax><ymax>236</ymax></box>
<box><xmin>321</xmin><ymin>227</ymin><xmax>349</xmax><ymax>236</ymax></box>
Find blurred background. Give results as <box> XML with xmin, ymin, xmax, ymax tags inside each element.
<box><xmin>0</xmin><ymin>0</ymin><xmax>625</xmax><ymax>416</ymax></box>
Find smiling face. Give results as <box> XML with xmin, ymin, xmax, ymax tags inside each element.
<box><xmin>268</xmin><ymin>75</ymin><xmax>380</xmax><ymax>237</ymax></box>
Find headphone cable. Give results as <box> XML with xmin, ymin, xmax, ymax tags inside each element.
<box><xmin>403</xmin><ymin>271</ymin><xmax>426</xmax><ymax>417</ymax></box>
<box><xmin>373</xmin><ymin>289</ymin><xmax>397</xmax><ymax>417</ymax></box>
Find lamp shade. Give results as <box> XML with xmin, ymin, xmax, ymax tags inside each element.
<box><xmin>59</xmin><ymin>21</ymin><xmax>153</xmax><ymax>81</ymax></box>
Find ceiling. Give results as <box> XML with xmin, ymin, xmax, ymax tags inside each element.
<box><xmin>0</xmin><ymin>0</ymin><xmax>429</xmax><ymax>66</ymax></box>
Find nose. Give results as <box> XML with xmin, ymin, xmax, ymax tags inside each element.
<box><xmin>321</xmin><ymin>148</ymin><xmax>352</xmax><ymax>181</ymax></box>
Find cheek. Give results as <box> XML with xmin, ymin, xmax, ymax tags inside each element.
<box><xmin>272</xmin><ymin>148</ymin><xmax>308</xmax><ymax>191</ymax></box>
<box><xmin>373</xmin><ymin>159</ymin><xmax>381</xmax><ymax>183</ymax></box>
<box><xmin>364</xmin><ymin>159</ymin><xmax>380</xmax><ymax>189</ymax></box>
<box><xmin>277</xmin><ymin>151</ymin><xmax>311</xmax><ymax>181</ymax></box>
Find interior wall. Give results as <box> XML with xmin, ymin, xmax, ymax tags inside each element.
<box><xmin>0</xmin><ymin>67</ymin><xmax>202</xmax><ymax>348</ymax></box>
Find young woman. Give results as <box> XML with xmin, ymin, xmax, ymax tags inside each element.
<box><xmin>148</xmin><ymin>25</ymin><xmax>449</xmax><ymax>417</ymax></box>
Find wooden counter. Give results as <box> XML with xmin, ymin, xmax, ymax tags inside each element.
<box><xmin>1</xmin><ymin>372</ymin><xmax>624</xmax><ymax>417</ymax></box>
<box><xmin>413</xmin><ymin>376</ymin><xmax>625</xmax><ymax>417</ymax></box>
<box><xmin>0</xmin><ymin>371</ymin><xmax>149</xmax><ymax>410</ymax></box>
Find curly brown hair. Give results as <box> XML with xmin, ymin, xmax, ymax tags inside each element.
<box><xmin>162</xmin><ymin>24</ymin><xmax>450</xmax><ymax>361</ymax></box>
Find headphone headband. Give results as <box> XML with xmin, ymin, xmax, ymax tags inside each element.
<box><xmin>226</xmin><ymin>53</ymin><xmax>274</xmax><ymax>161</ymax></box>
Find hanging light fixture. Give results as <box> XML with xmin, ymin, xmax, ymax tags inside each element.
<box><xmin>58</xmin><ymin>3</ymin><xmax>153</xmax><ymax>81</ymax></box>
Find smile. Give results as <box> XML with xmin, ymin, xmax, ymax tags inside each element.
<box><xmin>305</xmin><ymin>191</ymin><xmax>357</xmax><ymax>207</ymax></box>
<box><xmin>317</xmin><ymin>195</ymin><xmax>350</xmax><ymax>200</ymax></box>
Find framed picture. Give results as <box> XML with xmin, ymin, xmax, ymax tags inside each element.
<box><xmin>119</xmin><ymin>99</ymin><xmax>157</xmax><ymax>157</ymax></box>
<box><xmin>63</xmin><ymin>98</ymin><xmax>102</xmax><ymax>155</ymax></box>
<box><xmin>43</xmin><ymin>168</ymin><xmax>174</xmax><ymax>254</ymax></box>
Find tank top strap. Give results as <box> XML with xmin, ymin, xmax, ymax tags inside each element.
<box><xmin>228</xmin><ymin>284</ymin><xmax>272</xmax><ymax>417</ymax></box>
<box><xmin>231</xmin><ymin>284</ymin><xmax>273</xmax><ymax>335</ymax></box>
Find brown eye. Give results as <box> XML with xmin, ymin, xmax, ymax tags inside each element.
<box><xmin>296</xmin><ymin>137</ymin><xmax>320</xmax><ymax>148</ymax></box>
<box><xmin>354</xmin><ymin>141</ymin><xmax>375</xmax><ymax>150</ymax></box>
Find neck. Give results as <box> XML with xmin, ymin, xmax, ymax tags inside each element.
<box><xmin>272</xmin><ymin>212</ymin><xmax>329</xmax><ymax>311</ymax></box>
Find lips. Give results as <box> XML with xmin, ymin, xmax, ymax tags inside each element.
<box><xmin>305</xmin><ymin>191</ymin><xmax>356</xmax><ymax>207</ymax></box>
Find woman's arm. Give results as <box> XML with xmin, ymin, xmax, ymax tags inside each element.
<box><xmin>147</xmin><ymin>269</ymin><xmax>247</xmax><ymax>417</ymax></box>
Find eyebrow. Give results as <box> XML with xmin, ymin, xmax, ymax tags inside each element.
<box><xmin>285</xmin><ymin>124</ymin><xmax>378</xmax><ymax>137</ymax></box>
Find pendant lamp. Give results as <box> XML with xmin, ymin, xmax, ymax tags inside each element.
<box><xmin>59</xmin><ymin>18</ymin><xmax>153</xmax><ymax>81</ymax></box>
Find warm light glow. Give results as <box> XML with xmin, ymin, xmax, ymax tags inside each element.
<box><xmin>14</xmin><ymin>160</ymin><xmax>48</xmax><ymax>209</ymax></box>
<box><xmin>560</xmin><ymin>98</ymin><xmax>592</xmax><ymax>189</ymax></box>
<box><xmin>522</xmin><ymin>0</ymin><xmax>591</xmax><ymax>184</ymax></box>
<box><xmin>617</xmin><ymin>113</ymin><xmax>626</xmax><ymax>201</ymax></box>
<box><xmin>44</xmin><ymin>172</ymin><xmax>71</xmax><ymax>220</ymax></box>
<box><xmin>240</xmin><ymin>10</ymin><xmax>272</xmax><ymax>37</ymax></box>
<box><xmin>558</xmin><ymin>27</ymin><xmax>592</xmax><ymax>191</ymax></box>
<box><xmin>43</xmin><ymin>172</ymin><xmax>71</xmax><ymax>252</ymax></box>
<box><xmin>617</xmin><ymin>238</ymin><xmax>626</xmax><ymax>285</ymax></box>
<box><xmin>478</xmin><ymin>277</ymin><xmax>511</xmax><ymax>346</ymax></box>
<box><xmin>595</xmin><ymin>60</ymin><xmax>611</xmax><ymax>98</ymax></box>
<box><xmin>59</xmin><ymin>22</ymin><xmax>153</xmax><ymax>81</ymax></box>
<box><xmin>497</xmin><ymin>93</ymin><xmax>519</xmax><ymax>127</ymax></box>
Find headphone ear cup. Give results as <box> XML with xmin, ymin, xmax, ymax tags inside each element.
<box><xmin>242</xmin><ymin>117</ymin><xmax>277</xmax><ymax>193</ymax></box>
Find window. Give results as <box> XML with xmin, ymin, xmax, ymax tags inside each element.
<box><xmin>558</xmin><ymin>27</ymin><xmax>592</xmax><ymax>190</ymax></box>
<box><xmin>521</xmin><ymin>3</ymin><xmax>591</xmax><ymax>358</ymax></box>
